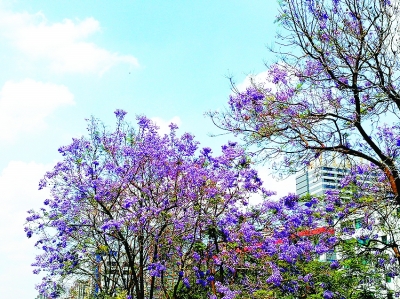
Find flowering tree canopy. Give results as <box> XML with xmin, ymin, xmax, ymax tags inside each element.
<box><xmin>25</xmin><ymin>111</ymin><xmax>266</xmax><ymax>299</ymax></box>
<box><xmin>208</xmin><ymin>0</ymin><xmax>400</xmax><ymax>204</ymax></box>
<box><xmin>25</xmin><ymin>0</ymin><xmax>400</xmax><ymax>297</ymax></box>
<box><xmin>215</xmin><ymin>190</ymin><xmax>400</xmax><ymax>298</ymax></box>
<box><xmin>206</xmin><ymin>0</ymin><xmax>400</xmax><ymax>295</ymax></box>
<box><xmin>25</xmin><ymin>111</ymin><xmax>399</xmax><ymax>298</ymax></box>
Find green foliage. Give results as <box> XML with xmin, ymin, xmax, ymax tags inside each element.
<box><xmin>173</xmin><ymin>281</ymin><xmax>209</xmax><ymax>299</ymax></box>
<box><xmin>193</xmin><ymin>241</ymin><xmax>207</xmax><ymax>253</ymax></box>
<box><xmin>251</xmin><ymin>289</ymin><xmax>274</xmax><ymax>299</ymax></box>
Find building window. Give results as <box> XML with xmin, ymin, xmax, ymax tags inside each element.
<box><xmin>322</xmin><ymin>184</ymin><xmax>336</xmax><ymax>189</ymax></box>
<box><xmin>323</xmin><ymin>178</ymin><xmax>336</xmax><ymax>183</ymax></box>
<box><xmin>322</xmin><ymin>172</ymin><xmax>335</xmax><ymax>177</ymax></box>
<box><xmin>322</xmin><ymin>167</ymin><xmax>332</xmax><ymax>171</ymax></box>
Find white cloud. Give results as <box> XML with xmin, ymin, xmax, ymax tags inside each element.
<box><xmin>247</xmin><ymin>166</ymin><xmax>296</xmax><ymax>206</ymax></box>
<box><xmin>258</xmin><ymin>166</ymin><xmax>296</xmax><ymax>197</ymax></box>
<box><xmin>236</xmin><ymin>71</ymin><xmax>275</xmax><ymax>92</ymax></box>
<box><xmin>0</xmin><ymin>79</ymin><xmax>75</xmax><ymax>141</ymax></box>
<box><xmin>0</xmin><ymin>10</ymin><xmax>139</xmax><ymax>74</ymax></box>
<box><xmin>0</xmin><ymin>161</ymin><xmax>51</xmax><ymax>297</ymax></box>
<box><xmin>151</xmin><ymin>116</ymin><xmax>182</xmax><ymax>136</ymax></box>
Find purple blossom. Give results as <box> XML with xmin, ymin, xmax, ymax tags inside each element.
<box><xmin>183</xmin><ymin>277</ymin><xmax>190</xmax><ymax>288</ymax></box>
<box><xmin>282</xmin><ymin>193</ymin><xmax>299</xmax><ymax>208</ymax></box>
<box><xmin>269</xmin><ymin>64</ymin><xmax>288</xmax><ymax>84</ymax></box>
<box><xmin>330</xmin><ymin>261</ymin><xmax>340</xmax><ymax>269</ymax></box>
<box><xmin>193</xmin><ymin>252</ymin><xmax>201</xmax><ymax>262</ymax></box>
<box><xmin>323</xmin><ymin>290</ymin><xmax>334</xmax><ymax>299</ymax></box>
<box><xmin>114</xmin><ymin>109</ymin><xmax>127</xmax><ymax>120</ymax></box>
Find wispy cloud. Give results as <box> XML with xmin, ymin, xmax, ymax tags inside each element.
<box><xmin>0</xmin><ymin>79</ymin><xmax>75</xmax><ymax>141</ymax></box>
<box><xmin>0</xmin><ymin>10</ymin><xmax>139</xmax><ymax>74</ymax></box>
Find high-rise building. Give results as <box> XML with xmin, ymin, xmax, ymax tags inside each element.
<box><xmin>296</xmin><ymin>166</ymin><xmax>348</xmax><ymax>197</ymax></box>
<box><xmin>295</xmin><ymin>162</ymin><xmax>400</xmax><ymax>295</ymax></box>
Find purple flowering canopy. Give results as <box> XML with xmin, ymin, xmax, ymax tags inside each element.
<box><xmin>25</xmin><ymin>111</ymin><xmax>273</xmax><ymax>298</ymax></box>
<box><xmin>25</xmin><ymin>0</ymin><xmax>400</xmax><ymax>297</ymax></box>
<box><xmin>26</xmin><ymin>111</ymin><xmax>362</xmax><ymax>299</ymax></box>
<box><xmin>206</xmin><ymin>0</ymin><xmax>400</xmax><ymax>296</ymax></box>
<box><xmin>208</xmin><ymin>0</ymin><xmax>400</xmax><ymax>204</ymax></box>
<box><xmin>25</xmin><ymin>111</ymin><xmax>398</xmax><ymax>298</ymax></box>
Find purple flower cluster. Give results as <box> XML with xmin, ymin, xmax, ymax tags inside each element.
<box><xmin>25</xmin><ymin>111</ymin><xmax>268</xmax><ymax>298</ymax></box>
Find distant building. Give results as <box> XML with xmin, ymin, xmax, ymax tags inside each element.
<box><xmin>295</xmin><ymin>161</ymin><xmax>400</xmax><ymax>296</ymax></box>
<box><xmin>296</xmin><ymin>166</ymin><xmax>348</xmax><ymax>197</ymax></box>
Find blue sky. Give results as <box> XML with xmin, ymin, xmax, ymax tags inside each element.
<box><xmin>0</xmin><ymin>1</ymin><xmax>295</xmax><ymax>297</ymax></box>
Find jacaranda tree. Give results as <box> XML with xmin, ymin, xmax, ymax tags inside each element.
<box><xmin>214</xmin><ymin>191</ymin><xmax>399</xmax><ymax>299</ymax></box>
<box><xmin>25</xmin><ymin>110</ymin><xmax>394</xmax><ymax>299</ymax></box>
<box><xmin>26</xmin><ymin>110</ymin><xmax>370</xmax><ymax>299</ymax></box>
<box><xmin>209</xmin><ymin>0</ymin><xmax>400</xmax><ymax>204</ymax></box>
<box><xmin>25</xmin><ymin>0</ymin><xmax>400</xmax><ymax>297</ymax></box>
<box><xmin>25</xmin><ymin>110</ymin><xmax>267</xmax><ymax>299</ymax></box>
<box><xmin>207</xmin><ymin>0</ymin><xmax>400</xmax><ymax>296</ymax></box>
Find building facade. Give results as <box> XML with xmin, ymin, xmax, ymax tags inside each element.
<box><xmin>296</xmin><ymin>166</ymin><xmax>348</xmax><ymax>197</ymax></box>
